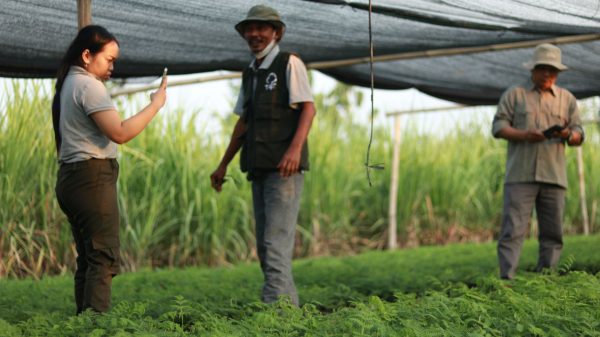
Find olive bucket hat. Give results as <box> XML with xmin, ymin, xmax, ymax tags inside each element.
<box><xmin>235</xmin><ymin>5</ymin><xmax>286</xmax><ymax>39</ymax></box>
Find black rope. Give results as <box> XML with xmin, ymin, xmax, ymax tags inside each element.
<box><xmin>365</xmin><ymin>0</ymin><xmax>384</xmax><ymax>186</ymax></box>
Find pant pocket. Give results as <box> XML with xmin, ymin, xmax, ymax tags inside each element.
<box><xmin>87</xmin><ymin>245</ymin><xmax>121</xmax><ymax>276</ymax></box>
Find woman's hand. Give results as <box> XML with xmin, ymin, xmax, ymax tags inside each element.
<box><xmin>150</xmin><ymin>74</ymin><xmax>167</xmax><ymax>108</ymax></box>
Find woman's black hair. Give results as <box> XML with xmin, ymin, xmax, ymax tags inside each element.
<box><xmin>52</xmin><ymin>25</ymin><xmax>118</xmax><ymax>154</ymax></box>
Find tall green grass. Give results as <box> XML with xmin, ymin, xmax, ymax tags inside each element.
<box><xmin>0</xmin><ymin>79</ymin><xmax>598</xmax><ymax>278</ymax></box>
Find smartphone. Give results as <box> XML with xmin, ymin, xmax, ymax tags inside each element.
<box><xmin>542</xmin><ymin>124</ymin><xmax>566</xmax><ymax>138</ymax></box>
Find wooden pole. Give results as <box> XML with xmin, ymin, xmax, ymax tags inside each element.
<box><xmin>575</xmin><ymin>118</ymin><xmax>596</xmax><ymax>235</ymax></box>
<box><xmin>387</xmin><ymin>104</ymin><xmax>476</xmax><ymax>116</ymax></box>
<box><xmin>109</xmin><ymin>33</ymin><xmax>600</xmax><ymax>98</ymax></box>
<box><xmin>576</xmin><ymin>146</ymin><xmax>590</xmax><ymax>235</ymax></box>
<box><xmin>110</xmin><ymin>72</ymin><xmax>241</xmax><ymax>98</ymax></box>
<box><xmin>77</xmin><ymin>0</ymin><xmax>92</xmax><ymax>30</ymax></box>
<box><xmin>308</xmin><ymin>33</ymin><xmax>600</xmax><ymax>70</ymax></box>
<box><xmin>388</xmin><ymin>115</ymin><xmax>401</xmax><ymax>250</ymax></box>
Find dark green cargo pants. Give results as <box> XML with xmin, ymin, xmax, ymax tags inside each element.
<box><xmin>56</xmin><ymin>158</ymin><xmax>121</xmax><ymax>314</ymax></box>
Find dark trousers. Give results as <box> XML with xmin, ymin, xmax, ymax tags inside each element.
<box><xmin>498</xmin><ymin>183</ymin><xmax>565</xmax><ymax>279</ymax></box>
<box><xmin>55</xmin><ymin>158</ymin><xmax>121</xmax><ymax>314</ymax></box>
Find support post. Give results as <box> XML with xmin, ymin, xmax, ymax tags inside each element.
<box><xmin>77</xmin><ymin>0</ymin><xmax>92</xmax><ymax>30</ymax></box>
<box><xmin>576</xmin><ymin>146</ymin><xmax>589</xmax><ymax>235</ymax></box>
<box><xmin>388</xmin><ymin>115</ymin><xmax>401</xmax><ymax>249</ymax></box>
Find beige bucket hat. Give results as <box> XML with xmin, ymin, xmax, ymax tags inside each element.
<box><xmin>235</xmin><ymin>5</ymin><xmax>286</xmax><ymax>39</ymax></box>
<box><xmin>523</xmin><ymin>43</ymin><xmax>568</xmax><ymax>71</ymax></box>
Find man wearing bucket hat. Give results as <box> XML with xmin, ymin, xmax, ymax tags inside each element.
<box><xmin>210</xmin><ymin>5</ymin><xmax>315</xmax><ymax>305</ymax></box>
<box><xmin>491</xmin><ymin>43</ymin><xmax>584</xmax><ymax>280</ymax></box>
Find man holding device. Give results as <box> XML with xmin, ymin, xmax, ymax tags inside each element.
<box><xmin>491</xmin><ymin>43</ymin><xmax>584</xmax><ymax>280</ymax></box>
<box><xmin>210</xmin><ymin>5</ymin><xmax>315</xmax><ymax>305</ymax></box>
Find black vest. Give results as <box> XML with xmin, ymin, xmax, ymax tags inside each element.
<box><xmin>240</xmin><ymin>52</ymin><xmax>309</xmax><ymax>175</ymax></box>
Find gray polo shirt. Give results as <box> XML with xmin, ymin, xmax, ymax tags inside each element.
<box><xmin>59</xmin><ymin>66</ymin><xmax>117</xmax><ymax>163</ymax></box>
<box><xmin>491</xmin><ymin>81</ymin><xmax>584</xmax><ymax>188</ymax></box>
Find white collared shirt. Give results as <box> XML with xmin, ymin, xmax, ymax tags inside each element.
<box><xmin>233</xmin><ymin>44</ymin><xmax>313</xmax><ymax>115</ymax></box>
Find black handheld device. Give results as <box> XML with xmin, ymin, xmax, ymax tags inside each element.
<box><xmin>542</xmin><ymin>124</ymin><xmax>566</xmax><ymax>138</ymax></box>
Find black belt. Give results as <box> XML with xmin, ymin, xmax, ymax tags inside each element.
<box><xmin>60</xmin><ymin>157</ymin><xmax>118</xmax><ymax>169</ymax></box>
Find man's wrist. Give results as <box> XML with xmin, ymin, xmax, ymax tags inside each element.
<box><xmin>288</xmin><ymin>141</ymin><xmax>303</xmax><ymax>153</ymax></box>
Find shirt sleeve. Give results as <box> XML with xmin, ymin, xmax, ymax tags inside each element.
<box><xmin>233</xmin><ymin>87</ymin><xmax>245</xmax><ymax>116</ymax></box>
<box><xmin>566</xmin><ymin>92</ymin><xmax>584</xmax><ymax>139</ymax></box>
<box><xmin>78</xmin><ymin>78</ymin><xmax>115</xmax><ymax>116</ymax></box>
<box><xmin>491</xmin><ymin>88</ymin><xmax>515</xmax><ymax>137</ymax></box>
<box><xmin>286</xmin><ymin>55</ymin><xmax>313</xmax><ymax>110</ymax></box>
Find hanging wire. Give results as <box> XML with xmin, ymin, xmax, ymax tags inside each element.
<box><xmin>365</xmin><ymin>0</ymin><xmax>384</xmax><ymax>186</ymax></box>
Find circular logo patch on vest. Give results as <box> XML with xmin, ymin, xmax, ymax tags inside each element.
<box><xmin>265</xmin><ymin>72</ymin><xmax>278</xmax><ymax>91</ymax></box>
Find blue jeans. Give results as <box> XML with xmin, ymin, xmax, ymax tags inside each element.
<box><xmin>251</xmin><ymin>172</ymin><xmax>303</xmax><ymax>305</ymax></box>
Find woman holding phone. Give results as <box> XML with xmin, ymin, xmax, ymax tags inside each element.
<box><xmin>52</xmin><ymin>25</ymin><xmax>167</xmax><ymax>314</ymax></box>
